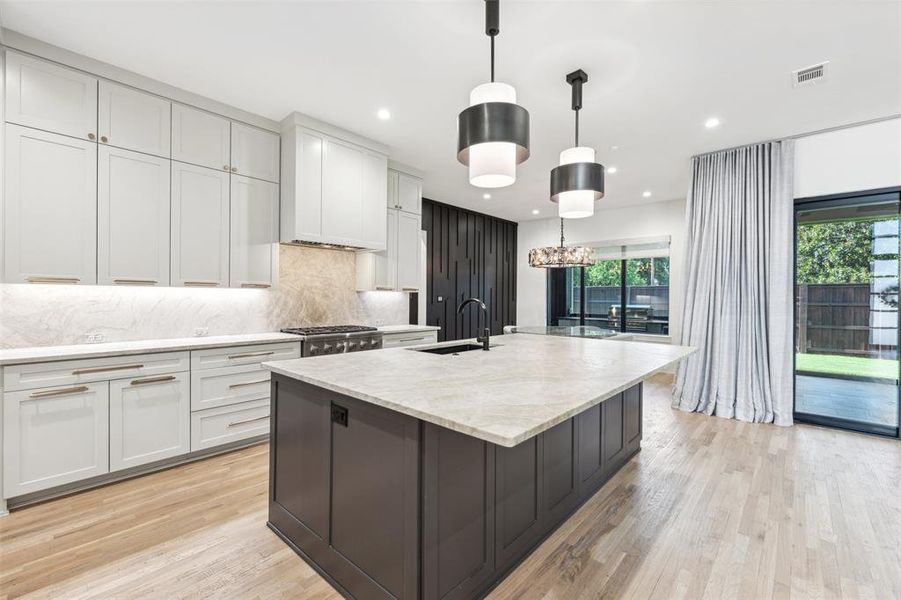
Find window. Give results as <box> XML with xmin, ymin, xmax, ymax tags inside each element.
<box><xmin>547</xmin><ymin>240</ymin><xmax>670</xmax><ymax>335</ymax></box>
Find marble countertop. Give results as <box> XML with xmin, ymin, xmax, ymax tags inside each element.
<box><xmin>377</xmin><ymin>324</ymin><xmax>440</xmax><ymax>334</ymax></box>
<box><xmin>0</xmin><ymin>332</ymin><xmax>303</xmax><ymax>366</ymax></box>
<box><xmin>264</xmin><ymin>334</ymin><xmax>696</xmax><ymax>447</ymax></box>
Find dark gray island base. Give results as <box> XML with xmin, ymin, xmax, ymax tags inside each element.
<box><xmin>267</xmin><ymin>374</ymin><xmax>643</xmax><ymax>600</ymax></box>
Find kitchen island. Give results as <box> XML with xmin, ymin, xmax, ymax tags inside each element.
<box><xmin>263</xmin><ymin>334</ymin><xmax>694</xmax><ymax>600</ymax></box>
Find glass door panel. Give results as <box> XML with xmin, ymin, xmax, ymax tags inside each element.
<box><xmin>794</xmin><ymin>192</ymin><xmax>900</xmax><ymax>436</ymax></box>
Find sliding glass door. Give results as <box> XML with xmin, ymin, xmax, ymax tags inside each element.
<box><xmin>794</xmin><ymin>189</ymin><xmax>900</xmax><ymax>437</ymax></box>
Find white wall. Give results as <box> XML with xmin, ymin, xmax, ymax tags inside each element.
<box><xmin>795</xmin><ymin>118</ymin><xmax>901</xmax><ymax>198</ymax></box>
<box><xmin>517</xmin><ymin>198</ymin><xmax>687</xmax><ymax>342</ymax></box>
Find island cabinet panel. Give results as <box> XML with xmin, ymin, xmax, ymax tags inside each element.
<box><xmin>577</xmin><ymin>403</ymin><xmax>604</xmax><ymax>489</ymax></box>
<box><xmin>495</xmin><ymin>436</ymin><xmax>542</xmax><ymax>567</ymax></box>
<box><xmin>542</xmin><ymin>419</ymin><xmax>580</xmax><ymax>523</ymax></box>
<box><xmin>603</xmin><ymin>393</ymin><xmax>626</xmax><ymax>467</ymax></box>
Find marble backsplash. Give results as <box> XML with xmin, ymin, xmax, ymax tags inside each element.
<box><xmin>0</xmin><ymin>245</ymin><xmax>410</xmax><ymax>349</ymax></box>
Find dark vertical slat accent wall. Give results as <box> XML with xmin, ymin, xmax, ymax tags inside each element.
<box><xmin>421</xmin><ymin>199</ymin><xmax>517</xmax><ymax>342</ymax></box>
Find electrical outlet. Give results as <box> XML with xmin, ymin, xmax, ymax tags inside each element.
<box><xmin>374</xmin><ymin>318</ymin><xmax>385</xmax><ymax>326</ymax></box>
<box><xmin>85</xmin><ymin>333</ymin><xmax>105</xmax><ymax>344</ymax></box>
<box><xmin>193</xmin><ymin>327</ymin><xmax>209</xmax><ymax>337</ymax></box>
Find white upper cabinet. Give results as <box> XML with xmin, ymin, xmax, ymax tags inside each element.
<box><xmin>280</xmin><ymin>119</ymin><xmax>388</xmax><ymax>250</ymax></box>
<box><xmin>396</xmin><ymin>211</ymin><xmax>422</xmax><ymax>292</ymax></box>
<box><xmin>230</xmin><ymin>175</ymin><xmax>278</xmax><ymax>289</ymax></box>
<box><xmin>109</xmin><ymin>372</ymin><xmax>191</xmax><ymax>472</ymax></box>
<box><xmin>171</xmin><ymin>162</ymin><xmax>230</xmax><ymax>288</ymax></box>
<box><xmin>98</xmin><ymin>146</ymin><xmax>171</xmax><ymax>286</ymax></box>
<box><xmin>4</xmin><ymin>51</ymin><xmax>98</xmax><ymax>141</ymax></box>
<box><xmin>231</xmin><ymin>122</ymin><xmax>279</xmax><ymax>183</ymax></box>
<box><xmin>3</xmin><ymin>124</ymin><xmax>97</xmax><ymax>284</ymax></box>
<box><xmin>396</xmin><ymin>172</ymin><xmax>422</xmax><ymax>215</ymax></box>
<box><xmin>98</xmin><ymin>81</ymin><xmax>171</xmax><ymax>157</ymax></box>
<box><xmin>171</xmin><ymin>104</ymin><xmax>231</xmax><ymax>171</ymax></box>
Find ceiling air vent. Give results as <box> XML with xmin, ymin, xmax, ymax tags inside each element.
<box><xmin>793</xmin><ymin>62</ymin><xmax>829</xmax><ymax>87</ymax></box>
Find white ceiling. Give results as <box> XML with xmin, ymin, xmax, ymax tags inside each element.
<box><xmin>1</xmin><ymin>1</ymin><xmax>898</xmax><ymax>222</ymax></box>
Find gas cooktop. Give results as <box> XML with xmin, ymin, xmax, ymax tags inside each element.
<box><xmin>281</xmin><ymin>325</ymin><xmax>378</xmax><ymax>337</ymax></box>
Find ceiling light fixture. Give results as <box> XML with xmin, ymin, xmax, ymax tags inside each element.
<box><xmin>531</xmin><ymin>209</ymin><xmax>540</xmax><ymax>215</ymax></box>
<box><xmin>704</xmin><ymin>117</ymin><xmax>720</xmax><ymax>129</ymax></box>
<box><xmin>550</xmin><ymin>69</ymin><xmax>604</xmax><ymax>219</ymax></box>
<box><xmin>483</xmin><ymin>193</ymin><xmax>492</xmax><ymax>199</ymax></box>
<box><xmin>377</xmin><ymin>108</ymin><xmax>391</xmax><ymax>120</ymax></box>
<box><xmin>607</xmin><ymin>166</ymin><xmax>617</xmax><ymax>174</ymax></box>
<box><xmin>642</xmin><ymin>190</ymin><xmax>652</xmax><ymax>198</ymax></box>
<box><xmin>457</xmin><ymin>0</ymin><xmax>530</xmax><ymax>188</ymax></box>
<box><xmin>529</xmin><ymin>219</ymin><xmax>595</xmax><ymax>268</ymax></box>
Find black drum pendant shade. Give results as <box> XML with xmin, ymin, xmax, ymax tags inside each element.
<box><xmin>550</xmin><ymin>69</ymin><xmax>605</xmax><ymax>218</ymax></box>
<box><xmin>457</xmin><ymin>0</ymin><xmax>530</xmax><ymax>188</ymax></box>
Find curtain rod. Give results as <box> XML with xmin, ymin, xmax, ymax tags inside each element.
<box><xmin>691</xmin><ymin>113</ymin><xmax>901</xmax><ymax>159</ymax></box>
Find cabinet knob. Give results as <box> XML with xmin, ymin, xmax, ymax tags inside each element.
<box><xmin>231</xmin><ymin>167</ymin><xmax>237</xmax><ymax>173</ymax></box>
<box><xmin>223</xmin><ymin>165</ymin><xmax>230</xmax><ymax>171</ymax></box>
<box><xmin>87</xmin><ymin>133</ymin><xmax>96</xmax><ymax>140</ymax></box>
<box><xmin>100</xmin><ymin>136</ymin><xmax>108</xmax><ymax>143</ymax></box>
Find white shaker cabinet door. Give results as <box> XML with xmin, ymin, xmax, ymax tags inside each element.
<box><xmin>98</xmin><ymin>81</ymin><xmax>171</xmax><ymax>158</ymax></box>
<box><xmin>321</xmin><ymin>138</ymin><xmax>364</xmax><ymax>245</ymax></box>
<box><xmin>3</xmin><ymin>124</ymin><xmax>97</xmax><ymax>284</ymax></box>
<box><xmin>171</xmin><ymin>162</ymin><xmax>230</xmax><ymax>288</ymax></box>
<box><xmin>360</xmin><ymin>151</ymin><xmax>388</xmax><ymax>250</ymax></box>
<box><xmin>230</xmin><ymin>175</ymin><xmax>278</xmax><ymax>289</ymax></box>
<box><xmin>3</xmin><ymin>382</ymin><xmax>109</xmax><ymax>497</ymax></box>
<box><xmin>230</xmin><ymin>122</ymin><xmax>279</xmax><ymax>183</ymax></box>
<box><xmin>4</xmin><ymin>51</ymin><xmax>98</xmax><ymax>141</ymax></box>
<box><xmin>98</xmin><ymin>146</ymin><xmax>171</xmax><ymax>286</ymax></box>
<box><xmin>172</xmin><ymin>104</ymin><xmax>231</xmax><ymax>171</ymax></box>
<box><xmin>396</xmin><ymin>172</ymin><xmax>422</xmax><ymax>215</ymax></box>
<box><xmin>378</xmin><ymin>209</ymin><xmax>399</xmax><ymax>290</ymax></box>
<box><xmin>396</xmin><ymin>210</ymin><xmax>422</xmax><ymax>292</ymax></box>
<box><xmin>109</xmin><ymin>372</ymin><xmax>190</xmax><ymax>472</ymax></box>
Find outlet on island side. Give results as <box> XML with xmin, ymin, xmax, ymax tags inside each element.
<box><xmin>84</xmin><ymin>333</ymin><xmax>105</xmax><ymax>344</ymax></box>
<box><xmin>193</xmin><ymin>327</ymin><xmax>209</xmax><ymax>337</ymax></box>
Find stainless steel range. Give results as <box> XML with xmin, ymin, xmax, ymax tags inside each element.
<box><xmin>281</xmin><ymin>325</ymin><xmax>383</xmax><ymax>357</ymax></box>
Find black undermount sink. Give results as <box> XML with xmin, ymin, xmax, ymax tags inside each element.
<box><xmin>412</xmin><ymin>342</ymin><xmax>488</xmax><ymax>355</ymax></box>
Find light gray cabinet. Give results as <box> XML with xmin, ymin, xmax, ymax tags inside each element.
<box><xmin>98</xmin><ymin>81</ymin><xmax>171</xmax><ymax>158</ymax></box>
<box><xmin>231</xmin><ymin>122</ymin><xmax>279</xmax><ymax>183</ymax></box>
<box><xmin>230</xmin><ymin>175</ymin><xmax>278</xmax><ymax>289</ymax></box>
<box><xmin>171</xmin><ymin>104</ymin><xmax>231</xmax><ymax>171</ymax></box>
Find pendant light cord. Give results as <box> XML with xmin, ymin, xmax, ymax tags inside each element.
<box><xmin>559</xmin><ymin>219</ymin><xmax>565</xmax><ymax>248</ymax></box>
<box><xmin>486</xmin><ymin>0</ymin><xmax>499</xmax><ymax>83</ymax></box>
<box><xmin>490</xmin><ymin>36</ymin><xmax>495</xmax><ymax>82</ymax></box>
<box><xmin>574</xmin><ymin>110</ymin><xmax>580</xmax><ymax>147</ymax></box>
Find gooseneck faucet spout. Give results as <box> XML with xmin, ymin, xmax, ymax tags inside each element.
<box><xmin>457</xmin><ymin>298</ymin><xmax>491</xmax><ymax>351</ymax></box>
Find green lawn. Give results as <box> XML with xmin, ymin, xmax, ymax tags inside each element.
<box><xmin>796</xmin><ymin>353</ymin><xmax>899</xmax><ymax>380</ymax></box>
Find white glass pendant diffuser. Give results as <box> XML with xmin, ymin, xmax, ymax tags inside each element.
<box><xmin>457</xmin><ymin>0</ymin><xmax>530</xmax><ymax>189</ymax></box>
<box><xmin>550</xmin><ymin>70</ymin><xmax>605</xmax><ymax>218</ymax></box>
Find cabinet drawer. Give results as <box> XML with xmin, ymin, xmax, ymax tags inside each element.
<box><xmin>190</xmin><ymin>342</ymin><xmax>300</xmax><ymax>371</ymax></box>
<box><xmin>3</xmin><ymin>352</ymin><xmax>190</xmax><ymax>392</ymax></box>
<box><xmin>3</xmin><ymin>381</ymin><xmax>109</xmax><ymax>496</ymax></box>
<box><xmin>381</xmin><ymin>331</ymin><xmax>438</xmax><ymax>349</ymax></box>
<box><xmin>191</xmin><ymin>399</ymin><xmax>270</xmax><ymax>451</ymax></box>
<box><xmin>191</xmin><ymin>363</ymin><xmax>271</xmax><ymax>412</ymax></box>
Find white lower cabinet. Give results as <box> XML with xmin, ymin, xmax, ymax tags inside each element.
<box><xmin>191</xmin><ymin>398</ymin><xmax>270</xmax><ymax>452</ymax></box>
<box><xmin>381</xmin><ymin>330</ymin><xmax>438</xmax><ymax>349</ymax></box>
<box><xmin>109</xmin><ymin>372</ymin><xmax>190</xmax><ymax>472</ymax></box>
<box><xmin>3</xmin><ymin>382</ymin><xmax>109</xmax><ymax>497</ymax></box>
<box><xmin>191</xmin><ymin>364</ymin><xmax>270</xmax><ymax>412</ymax></box>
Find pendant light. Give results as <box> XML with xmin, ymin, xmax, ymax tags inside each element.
<box><xmin>457</xmin><ymin>0</ymin><xmax>530</xmax><ymax>188</ymax></box>
<box><xmin>528</xmin><ymin>219</ymin><xmax>595</xmax><ymax>268</ymax></box>
<box><xmin>550</xmin><ymin>69</ymin><xmax>605</xmax><ymax>218</ymax></box>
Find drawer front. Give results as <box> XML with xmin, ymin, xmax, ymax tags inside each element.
<box><xmin>191</xmin><ymin>363</ymin><xmax>271</xmax><ymax>412</ymax></box>
<box><xmin>382</xmin><ymin>331</ymin><xmax>438</xmax><ymax>349</ymax></box>
<box><xmin>190</xmin><ymin>342</ymin><xmax>300</xmax><ymax>371</ymax></box>
<box><xmin>3</xmin><ymin>381</ymin><xmax>110</xmax><ymax>496</ymax></box>
<box><xmin>4</xmin><ymin>352</ymin><xmax>190</xmax><ymax>392</ymax></box>
<box><xmin>190</xmin><ymin>399</ymin><xmax>270</xmax><ymax>452</ymax></box>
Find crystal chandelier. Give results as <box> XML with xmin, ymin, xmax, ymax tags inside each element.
<box><xmin>528</xmin><ymin>219</ymin><xmax>595</xmax><ymax>268</ymax></box>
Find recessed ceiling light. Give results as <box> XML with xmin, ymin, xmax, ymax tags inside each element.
<box><xmin>607</xmin><ymin>166</ymin><xmax>617</xmax><ymax>174</ymax></box>
<box><xmin>704</xmin><ymin>117</ymin><xmax>720</xmax><ymax>129</ymax></box>
<box><xmin>532</xmin><ymin>209</ymin><xmax>540</xmax><ymax>215</ymax></box>
<box><xmin>483</xmin><ymin>193</ymin><xmax>491</xmax><ymax>199</ymax></box>
<box><xmin>377</xmin><ymin>108</ymin><xmax>391</xmax><ymax>120</ymax></box>
<box><xmin>642</xmin><ymin>190</ymin><xmax>652</xmax><ymax>198</ymax></box>
<box><xmin>610</xmin><ymin>145</ymin><xmax>619</xmax><ymax>151</ymax></box>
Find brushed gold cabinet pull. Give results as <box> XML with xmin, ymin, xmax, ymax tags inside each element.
<box><xmin>130</xmin><ymin>375</ymin><xmax>176</xmax><ymax>386</ymax></box>
<box><xmin>72</xmin><ymin>364</ymin><xmax>144</xmax><ymax>375</ymax></box>
<box><xmin>100</xmin><ymin>136</ymin><xmax>108</xmax><ymax>143</ymax></box>
<box><xmin>376</xmin><ymin>286</ymin><xmax>395</xmax><ymax>291</ymax></box>
<box><xmin>227</xmin><ymin>415</ymin><xmax>268</xmax><ymax>428</ymax></box>
<box><xmin>230</xmin><ymin>167</ymin><xmax>237</xmax><ymax>173</ymax></box>
<box><xmin>26</xmin><ymin>276</ymin><xmax>80</xmax><ymax>284</ymax></box>
<box><xmin>223</xmin><ymin>165</ymin><xmax>230</xmax><ymax>171</ymax></box>
<box><xmin>87</xmin><ymin>133</ymin><xmax>96</xmax><ymax>140</ymax></box>
<box><xmin>402</xmin><ymin>287</ymin><xmax>419</xmax><ymax>291</ymax></box>
<box><xmin>398</xmin><ymin>337</ymin><xmax>427</xmax><ymax>342</ymax></box>
<box><xmin>184</xmin><ymin>281</ymin><xmax>220</xmax><ymax>287</ymax></box>
<box><xmin>29</xmin><ymin>385</ymin><xmax>90</xmax><ymax>399</ymax></box>
<box><xmin>240</xmin><ymin>283</ymin><xmax>270</xmax><ymax>289</ymax></box>
<box><xmin>113</xmin><ymin>278</ymin><xmax>158</xmax><ymax>285</ymax></box>
<box><xmin>226</xmin><ymin>351</ymin><xmax>274</xmax><ymax>360</ymax></box>
<box><xmin>228</xmin><ymin>379</ymin><xmax>269</xmax><ymax>389</ymax></box>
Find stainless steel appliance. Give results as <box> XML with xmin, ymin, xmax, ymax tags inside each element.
<box><xmin>281</xmin><ymin>325</ymin><xmax>383</xmax><ymax>357</ymax></box>
<box><xmin>608</xmin><ymin>305</ymin><xmax>652</xmax><ymax>332</ymax></box>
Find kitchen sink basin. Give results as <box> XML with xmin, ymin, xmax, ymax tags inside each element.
<box><xmin>412</xmin><ymin>342</ymin><xmax>491</xmax><ymax>355</ymax></box>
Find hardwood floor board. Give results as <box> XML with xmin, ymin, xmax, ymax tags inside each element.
<box><xmin>2</xmin><ymin>373</ymin><xmax>899</xmax><ymax>599</ymax></box>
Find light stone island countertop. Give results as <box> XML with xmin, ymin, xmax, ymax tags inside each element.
<box><xmin>0</xmin><ymin>332</ymin><xmax>303</xmax><ymax>366</ymax></box>
<box><xmin>264</xmin><ymin>334</ymin><xmax>696</xmax><ymax>447</ymax></box>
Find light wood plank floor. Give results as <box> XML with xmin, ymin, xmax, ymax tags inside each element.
<box><xmin>2</xmin><ymin>374</ymin><xmax>899</xmax><ymax>599</ymax></box>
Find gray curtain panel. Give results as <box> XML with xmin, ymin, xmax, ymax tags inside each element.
<box><xmin>673</xmin><ymin>140</ymin><xmax>795</xmax><ymax>426</ymax></box>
